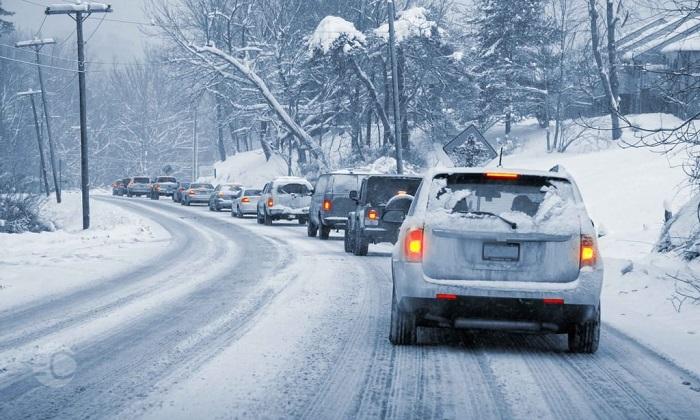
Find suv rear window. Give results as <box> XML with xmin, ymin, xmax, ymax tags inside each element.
<box><xmin>277</xmin><ymin>183</ymin><xmax>310</xmax><ymax>195</ymax></box>
<box><xmin>221</xmin><ymin>185</ymin><xmax>242</xmax><ymax>192</ymax></box>
<box><xmin>365</xmin><ymin>177</ymin><xmax>421</xmax><ymax>206</ymax></box>
<box><xmin>331</xmin><ymin>174</ymin><xmax>361</xmax><ymax>193</ymax></box>
<box><xmin>157</xmin><ymin>177</ymin><xmax>176</xmax><ymax>183</ymax></box>
<box><xmin>244</xmin><ymin>189</ymin><xmax>261</xmax><ymax>196</ymax></box>
<box><xmin>133</xmin><ymin>177</ymin><xmax>150</xmax><ymax>184</ymax></box>
<box><xmin>429</xmin><ymin>173</ymin><xmax>575</xmax><ymax>217</ymax></box>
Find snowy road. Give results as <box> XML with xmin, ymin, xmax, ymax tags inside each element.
<box><xmin>1</xmin><ymin>196</ymin><xmax>700</xmax><ymax>419</ymax></box>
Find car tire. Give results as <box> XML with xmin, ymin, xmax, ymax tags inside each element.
<box><xmin>256</xmin><ymin>210</ymin><xmax>264</xmax><ymax>224</ymax></box>
<box><xmin>264</xmin><ymin>210</ymin><xmax>272</xmax><ymax>226</ymax></box>
<box><xmin>237</xmin><ymin>206</ymin><xmax>244</xmax><ymax>218</ymax></box>
<box><xmin>319</xmin><ymin>223</ymin><xmax>330</xmax><ymax>240</ymax></box>
<box><xmin>568</xmin><ymin>306</ymin><xmax>601</xmax><ymax>354</ymax></box>
<box><xmin>353</xmin><ymin>229</ymin><xmax>369</xmax><ymax>256</ymax></box>
<box><xmin>343</xmin><ymin>228</ymin><xmax>353</xmax><ymax>252</ymax></box>
<box><xmin>307</xmin><ymin>220</ymin><xmax>318</xmax><ymax>237</ymax></box>
<box><xmin>389</xmin><ymin>287</ymin><xmax>416</xmax><ymax>345</ymax></box>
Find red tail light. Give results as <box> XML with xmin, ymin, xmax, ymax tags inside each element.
<box><xmin>544</xmin><ymin>298</ymin><xmax>565</xmax><ymax>305</ymax></box>
<box><xmin>404</xmin><ymin>228</ymin><xmax>424</xmax><ymax>262</ymax></box>
<box><xmin>267</xmin><ymin>198</ymin><xmax>274</xmax><ymax>208</ymax></box>
<box><xmin>218</xmin><ymin>192</ymin><xmax>225</xmax><ymax>197</ymax></box>
<box><xmin>323</xmin><ymin>199</ymin><xmax>332</xmax><ymax>212</ymax></box>
<box><xmin>241</xmin><ymin>197</ymin><xmax>250</xmax><ymax>203</ymax></box>
<box><xmin>580</xmin><ymin>234</ymin><xmax>597</xmax><ymax>268</ymax></box>
<box><xmin>436</xmin><ymin>293</ymin><xmax>457</xmax><ymax>301</ymax></box>
<box><xmin>367</xmin><ymin>209</ymin><xmax>379</xmax><ymax>220</ymax></box>
<box><xmin>188</xmin><ymin>189</ymin><xmax>196</xmax><ymax>196</ymax></box>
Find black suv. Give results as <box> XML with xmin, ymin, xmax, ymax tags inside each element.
<box><xmin>345</xmin><ymin>175</ymin><xmax>422</xmax><ymax>256</ymax></box>
<box><xmin>308</xmin><ymin>171</ymin><xmax>369</xmax><ymax>239</ymax></box>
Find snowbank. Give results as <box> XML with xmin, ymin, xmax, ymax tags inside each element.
<box><xmin>0</xmin><ymin>191</ymin><xmax>170</xmax><ymax>311</ymax></box>
<box><xmin>208</xmin><ymin>149</ymin><xmax>289</xmax><ymax>188</ymax></box>
<box><xmin>309</xmin><ymin>16</ymin><xmax>366</xmax><ymax>54</ymax></box>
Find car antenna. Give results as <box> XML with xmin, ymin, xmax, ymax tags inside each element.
<box><xmin>497</xmin><ymin>147</ymin><xmax>504</xmax><ymax>167</ymax></box>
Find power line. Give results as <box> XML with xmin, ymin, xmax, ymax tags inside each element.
<box><xmin>0</xmin><ymin>54</ymin><xmax>105</xmax><ymax>72</ymax></box>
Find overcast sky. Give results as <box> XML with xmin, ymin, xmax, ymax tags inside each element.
<box><xmin>7</xmin><ymin>0</ymin><xmax>150</xmax><ymax>62</ymax></box>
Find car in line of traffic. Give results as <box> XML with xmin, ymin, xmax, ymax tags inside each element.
<box><xmin>112</xmin><ymin>165</ymin><xmax>603</xmax><ymax>354</ymax></box>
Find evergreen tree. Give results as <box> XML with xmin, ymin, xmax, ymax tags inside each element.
<box><xmin>474</xmin><ymin>0</ymin><xmax>556</xmax><ymax>136</ymax></box>
<box><xmin>0</xmin><ymin>1</ymin><xmax>13</xmax><ymax>35</ymax></box>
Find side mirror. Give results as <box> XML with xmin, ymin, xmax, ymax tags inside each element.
<box><xmin>382</xmin><ymin>209</ymin><xmax>406</xmax><ymax>224</ymax></box>
<box><xmin>349</xmin><ymin>190</ymin><xmax>358</xmax><ymax>201</ymax></box>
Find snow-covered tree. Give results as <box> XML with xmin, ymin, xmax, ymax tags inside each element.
<box><xmin>474</xmin><ymin>0</ymin><xmax>557</xmax><ymax>136</ymax></box>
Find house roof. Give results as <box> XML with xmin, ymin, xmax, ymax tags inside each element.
<box><xmin>618</xmin><ymin>12</ymin><xmax>700</xmax><ymax>61</ymax></box>
<box><xmin>661</xmin><ymin>31</ymin><xmax>700</xmax><ymax>53</ymax></box>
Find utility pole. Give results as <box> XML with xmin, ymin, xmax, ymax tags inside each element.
<box><xmin>386</xmin><ymin>0</ymin><xmax>404</xmax><ymax>174</ymax></box>
<box><xmin>46</xmin><ymin>3</ymin><xmax>113</xmax><ymax>230</ymax></box>
<box><xmin>193</xmin><ymin>106</ymin><xmax>199</xmax><ymax>181</ymax></box>
<box><xmin>18</xmin><ymin>89</ymin><xmax>50</xmax><ymax>197</ymax></box>
<box><xmin>16</xmin><ymin>38</ymin><xmax>61</xmax><ymax>203</ymax></box>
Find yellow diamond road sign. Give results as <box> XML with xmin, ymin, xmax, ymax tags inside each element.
<box><xmin>442</xmin><ymin>125</ymin><xmax>497</xmax><ymax>167</ymax></box>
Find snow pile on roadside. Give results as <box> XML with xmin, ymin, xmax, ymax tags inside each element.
<box><xmin>0</xmin><ymin>191</ymin><xmax>171</xmax><ymax>311</ymax></box>
<box><xmin>208</xmin><ymin>149</ymin><xmax>288</xmax><ymax>188</ymax></box>
<box><xmin>309</xmin><ymin>16</ymin><xmax>366</xmax><ymax>54</ymax></box>
<box><xmin>657</xmin><ymin>194</ymin><xmax>700</xmax><ymax>258</ymax></box>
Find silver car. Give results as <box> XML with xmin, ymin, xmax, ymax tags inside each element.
<box><xmin>181</xmin><ymin>183</ymin><xmax>215</xmax><ymax>206</ymax></box>
<box><xmin>232</xmin><ymin>188</ymin><xmax>262</xmax><ymax>218</ymax></box>
<box><xmin>209</xmin><ymin>183</ymin><xmax>243</xmax><ymax>212</ymax></box>
<box><xmin>389</xmin><ymin>167</ymin><xmax>603</xmax><ymax>353</ymax></box>
<box><xmin>257</xmin><ymin>177</ymin><xmax>313</xmax><ymax>225</ymax></box>
<box><xmin>127</xmin><ymin>176</ymin><xmax>151</xmax><ymax>197</ymax></box>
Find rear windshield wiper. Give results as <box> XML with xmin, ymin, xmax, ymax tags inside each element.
<box><xmin>453</xmin><ymin>210</ymin><xmax>518</xmax><ymax>230</ymax></box>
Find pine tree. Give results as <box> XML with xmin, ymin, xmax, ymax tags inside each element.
<box><xmin>474</xmin><ymin>0</ymin><xmax>556</xmax><ymax>136</ymax></box>
<box><xmin>0</xmin><ymin>1</ymin><xmax>13</xmax><ymax>35</ymax></box>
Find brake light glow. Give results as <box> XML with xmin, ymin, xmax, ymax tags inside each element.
<box><xmin>188</xmin><ymin>189</ymin><xmax>196</xmax><ymax>195</ymax></box>
<box><xmin>367</xmin><ymin>209</ymin><xmax>379</xmax><ymax>220</ymax></box>
<box><xmin>580</xmin><ymin>234</ymin><xmax>597</xmax><ymax>267</ymax></box>
<box><xmin>405</xmin><ymin>228</ymin><xmax>424</xmax><ymax>262</ymax></box>
<box><xmin>436</xmin><ymin>293</ymin><xmax>457</xmax><ymax>301</ymax></box>
<box><xmin>267</xmin><ymin>198</ymin><xmax>274</xmax><ymax>208</ymax></box>
<box><xmin>544</xmin><ymin>298</ymin><xmax>565</xmax><ymax>305</ymax></box>
<box><xmin>218</xmin><ymin>192</ymin><xmax>225</xmax><ymax>197</ymax></box>
<box><xmin>485</xmin><ymin>172</ymin><xmax>519</xmax><ymax>179</ymax></box>
<box><xmin>323</xmin><ymin>199</ymin><xmax>332</xmax><ymax>212</ymax></box>
<box><xmin>241</xmin><ymin>197</ymin><xmax>250</xmax><ymax>203</ymax></box>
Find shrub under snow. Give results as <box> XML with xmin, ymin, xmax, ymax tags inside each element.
<box><xmin>308</xmin><ymin>16</ymin><xmax>366</xmax><ymax>54</ymax></box>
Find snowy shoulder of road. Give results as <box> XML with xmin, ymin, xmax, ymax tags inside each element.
<box><xmin>0</xmin><ymin>191</ymin><xmax>170</xmax><ymax>312</ymax></box>
<box><xmin>489</xmin><ymin>114</ymin><xmax>700</xmax><ymax>375</ymax></box>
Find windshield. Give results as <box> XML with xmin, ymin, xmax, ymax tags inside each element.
<box><xmin>277</xmin><ymin>183</ymin><xmax>310</xmax><ymax>195</ymax></box>
<box><xmin>191</xmin><ymin>183</ymin><xmax>213</xmax><ymax>189</ymax></box>
<box><xmin>244</xmin><ymin>189</ymin><xmax>262</xmax><ymax>196</ymax></box>
<box><xmin>366</xmin><ymin>177</ymin><xmax>421</xmax><ymax>206</ymax></box>
<box><xmin>429</xmin><ymin>173</ymin><xmax>575</xmax><ymax>217</ymax></box>
<box><xmin>133</xmin><ymin>177</ymin><xmax>150</xmax><ymax>184</ymax></box>
<box><xmin>157</xmin><ymin>177</ymin><xmax>176</xmax><ymax>183</ymax></box>
<box><xmin>332</xmin><ymin>174</ymin><xmax>362</xmax><ymax>194</ymax></box>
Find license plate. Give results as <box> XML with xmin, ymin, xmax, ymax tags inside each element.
<box><xmin>483</xmin><ymin>242</ymin><xmax>520</xmax><ymax>261</ymax></box>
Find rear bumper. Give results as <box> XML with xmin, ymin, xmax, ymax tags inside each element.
<box><xmin>186</xmin><ymin>196</ymin><xmax>209</xmax><ymax>203</ymax></box>
<box><xmin>362</xmin><ymin>226</ymin><xmax>398</xmax><ymax>244</ymax></box>
<box><xmin>321</xmin><ymin>216</ymin><xmax>348</xmax><ymax>228</ymax></box>
<box><xmin>392</xmin><ymin>261</ymin><xmax>603</xmax><ymax>329</ymax></box>
<box><xmin>238</xmin><ymin>203</ymin><xmax>257</xmax><ymax>213</ymax></box>
<box><xmin>269</xmin><ymin>207</ymin><xmax>309</xmax><ymax>218</ymax></box>
<box><xmin>214</xmin><ymin>198</ymin><xmax>233</xmax><ymax>208</ymax></box>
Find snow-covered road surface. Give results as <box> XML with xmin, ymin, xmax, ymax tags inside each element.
<box><xmin>1</xmin><ymin>196</ymin><xmax>699</xmax><ymax>419</ymax></box>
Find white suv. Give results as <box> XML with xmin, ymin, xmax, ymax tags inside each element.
<box><xmin>390</xmin><ymin>167</ymin><xmax>603</xmax><ymax>353</ymax></box>
<box><xmin>257</xmin><ymin>177</ymin><xmax>313</xmax><ymax>225</ymax></box>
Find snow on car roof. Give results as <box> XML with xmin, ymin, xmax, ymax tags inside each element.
<box><xmin>272</xmin><ymin>176</ymin><xmax>312</xmax><ymax>185</ymax></box>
